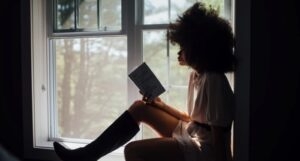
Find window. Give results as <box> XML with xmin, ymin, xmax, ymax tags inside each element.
<box><xmin>139</xmin><ymin>0</ymin><xmax>234</xmax><ymax>138</ymax></box>
<box><xmin>30</xmin><ymin>0</ymin><xmax>234</xmax><ymax>160</ymax></box>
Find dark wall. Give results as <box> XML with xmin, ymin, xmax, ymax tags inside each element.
<box><xmin>0</xmin><ymin>0</ymin><xmax>299</xmax><ymax>161</ymax></box>
<box><xmin>250</xmin><ymin>0</ymin><xmax>300</xmax><ymax>161</ymax></box>
<box><xmin>0</xmin><ymin>0</ymin><xmax>23</xmax><ymax>159</ymax></box>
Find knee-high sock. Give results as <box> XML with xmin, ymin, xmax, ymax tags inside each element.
<box><xmin>53</xmin><ymin>110</ymin><xmax>139</xmax><ymax>161</ymax></box>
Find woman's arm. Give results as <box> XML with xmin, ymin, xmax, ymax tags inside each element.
<box><xmin>211</xmin><ymin>125</ymin><xmax>227</xmax><ymax>161</ymax></box>
<box><xmin>147</xmin><ymin>97</ymin><xmax>191</xmax><ymax>122</ymax></box>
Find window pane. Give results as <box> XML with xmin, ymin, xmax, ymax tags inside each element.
<box><xmin>144</xmin><ymin>0</ymin><xmax>224</xmax><ymax>25</ymax></box>
<box><xmin>142</xmin><ymin>30</ymin><xmax>190</xmax><ymax>139</ymax></box>
<box><xmin>142</xmin><ymin>30</ymin><xmax>167</xmax><ymax>139</ymax></box>
<box><xmin>169</xmin><ymin>44</ymin><xmax>190</xmax><ymax>86</ymax></box>
<box><xmin>55</xmin><ymin>0</ymin><xmax>122</xmax><ymax>31</ymax></box>
<box><xmin>171</xmin><ymin>0</ymin><xmax>225</xmax><ymax>22</ymax></box>
<box><xmin>78</xmin><ymin>0</ymin><xmax>98</xmax><ymax>29</ymax></box>
<box><xmin>170</xmin><ymin>0</ymin><xmax>196</xmax><ymax>22</ymax></box>
<box><xmin>53</xmin><ymin>37</ymin><xmax>127</xmax><ymax>140</ymax></box>
<box><xmin>144</xmin><ymin>0</ymin><xmax>168</xmax><ymax>24</ymax></box>
<box><xmin>143</xmin><ymin>30</ymin><xmax>168</xmax><ymax>85</ymax></box>
<box><xmin>202</xmin><ymin>0</ymin><xmax>225</xmax><ymax>17</ymax></box>
<box><xmin>142</xmin><ymin>124</ymin><xmax>159</xmax><ymax>139</ymax></box>
<box><xmin>167</xmin><ymin>87</ymin><xmax>188</xmax><ymax>112</ymax></box>
<box><xmin>100</xmin><ymin>0</ymin><xmax>122</xmax><ymax>30</ymax></box>
<box><xmin>56</xmin><ymin>0</ymin><xmax>75</xmax><ymax>30</ymax></box>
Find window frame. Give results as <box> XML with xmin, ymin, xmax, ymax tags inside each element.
<box><xmin>23</xmin><ymin>0</ymin><xmax>250</xmax><ymax>161</ymax></box>
<box><xmin>48</xmin><ymin>0</ymin><xmax>131</xmax><ymax>144</ymax></box>
<box><xmin>27</xmin><ymin>0</ymin><xmax>133</xmax><ymax>160</ymax></box>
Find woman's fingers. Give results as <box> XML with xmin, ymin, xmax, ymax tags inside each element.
<box><xmin>139</xmin><ymin>91</ymin><xmax>152</xmax><ymax>103</ymax></box>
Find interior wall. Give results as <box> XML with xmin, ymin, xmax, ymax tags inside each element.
<box><xmin>0</xmin><ymin>0</ymin><xmax>23</xmax><ymax>158</ymax></box>
<box><xmin>250</xmin><ymin>0</ymin><xmax>300</xmax><ymax>161</ymax></box>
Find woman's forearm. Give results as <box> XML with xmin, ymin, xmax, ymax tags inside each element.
<box><xmin>146</xmin><ymin>97</ymin><xmax>191</xmax><ymax>122</ymax></box>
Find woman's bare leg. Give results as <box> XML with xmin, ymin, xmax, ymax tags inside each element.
<box><xmin>124</xmin><ymin>138</ymin><xmax>185</xmax><ymax>161</ymax></box>
<box><xmin>128</xmin><ymin>101</ymin><xmax>179</xmax><ymax>137</ymax></box>
<box><xmin>126</xmin><ymin>101</ymin><xmax>184</xmax><ymax>161</ymax></box>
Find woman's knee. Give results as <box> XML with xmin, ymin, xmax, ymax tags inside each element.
<box><xmin>128</xmin><ymin>100</ymin><xmax>147</xmax><ymax>122</ymax></box>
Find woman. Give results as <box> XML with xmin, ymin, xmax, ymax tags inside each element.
<box><xmin>54</xmin><ymin>2</ymin><xmax>236</xmax><ymax>161</ymax></box>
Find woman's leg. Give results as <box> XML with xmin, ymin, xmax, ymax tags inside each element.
<box><xmin>124</xmin><ymin>138</ymin><xmax>185</xmax><ymax>161</ymax></box>
<box><xmin>53</xmin><ymin>100</ymin><xmax>181</xmax><ymax>161</ymax></box>
<box><xmin>53</xmin><ymin>110</ymin><xmax>140</xmax><ymax>161</ymax></box>
<box><xmin>128</xmin><ymin>101</ymin><xmax>180</xmax><ymax>137</ymax></box>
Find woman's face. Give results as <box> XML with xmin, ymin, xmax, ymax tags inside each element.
<box><xmin>178</xmin><ymin>49</ymin><xmax>187</xmax><ymax>66</ymax></box>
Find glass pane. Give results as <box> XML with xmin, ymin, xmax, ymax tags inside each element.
<box><xmin>202</xmin><ymin>0</ymin><xmax>224</xmax><ymax>17</ymax></box>
<box><xmin>142</xmin><ymin>30</ymin><xmax>190</xmax><ymax>139</ymax></box>
<box><xmin>53</xmin><ymin>37</ymin><xmax>127</xmax><ymax>140</ymax></box>
<box><xmin>142</xmin><ymin>124</ymin><xmax>159</xmax><ymax>139</ymax></box>
<box><xmin>56</xmin><ymin>0</ymin><xmax>75</xmax><ymax>30</ymax></box>
<box><xmin>169</xmin><ymin>44</ymin><xmax>190</xmax><ymax>86</ymax></box>
<box><xmin>100</xmin><ymin>0</ymin><xmax>122</xmax><ymax>30</ymax></box>
<box><xmin>78</xmin><ymin>0</ymin><xmax>98</xmax><ymax>29</ymax></box>
<box><xmin>170</xmin><ymin>0</ymin><xmax>196</xmax><ymax>22</ymax></box>
<box><xmin>171</xmin><ymin>0</ymin><xmax>225</xmax><ymax>22</ymax></box>
<box><xmin>144</xmin><ymin>0</ymin><xmax>168</xmax><ymax>24</ymax></box>
<box><xmin>143</xmin><ymin>30</ymin><xmax>168</xmax><ymax>86</ymax></box>
<box><xmin>55</xmin><ymin>0</ymin><xmax>122</xmax><ymax>31</ymax></box>
<box><xmin>142</xmin><ymin>30</ymin><xmax>167</xmax><ymax>139</ymax></box>
<box><xmin>167</xmin><ymin>87</ymin><xmax>188</xmax><ymax>113</ymax></box>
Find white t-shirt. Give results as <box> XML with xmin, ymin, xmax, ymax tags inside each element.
<box><xmin>187</xmin><ymin>71</ymin><xmax>234</xmax><ymax>127</ymax></box>
<box><xmin>172</xmin><ymin>71</ymin><xmax>234</xmax><ymax>161</ymax></box>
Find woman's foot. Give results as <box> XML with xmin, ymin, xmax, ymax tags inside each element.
<box><xmin>53</xmin><ymin>142</ymin><xmax>96</xmax><ymax>161</ymax></box>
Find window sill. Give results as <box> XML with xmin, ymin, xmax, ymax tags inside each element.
<box><xmin>23</xmin><ymin>143</ymin><xmax>125</xmax><ymax>161</ymax></box>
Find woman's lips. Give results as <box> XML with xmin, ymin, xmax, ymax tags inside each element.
<box><xmin>178</xmin><ymin>57</ymin><xmax>182</xmax><ymax>62</ymax></box>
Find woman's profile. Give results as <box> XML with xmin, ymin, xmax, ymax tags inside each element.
<box><xmin>53</xmin><ymin>2</ymin><xmax>236</xmax><ymax>161</ymax></box>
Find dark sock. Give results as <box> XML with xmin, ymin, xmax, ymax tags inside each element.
<box><xmin>53</xmin><ymin>111</ymin><xmax>139</xmax><ymax>161</ymax></box>
<box><xmin>53</xmin><ymin>142</ymin><xmax>97</xmax><ymax>161</ymax></box>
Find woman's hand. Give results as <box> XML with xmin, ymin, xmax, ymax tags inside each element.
<box><xmin>179</xmin><ymin>112</ymin><xmax>191</xmax><ymax>122</ymax></box>
<box><xmin>139</xmin><ymin>91</ymin><xmax>191</xmax><ymax>122</ymax></box>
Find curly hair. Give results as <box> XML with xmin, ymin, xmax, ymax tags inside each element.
<box><xmin>167</xmin><ymin>2</ymin><xmax>236</xmax><ymax>73</ymax></box>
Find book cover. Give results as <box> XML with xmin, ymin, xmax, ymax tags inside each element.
<box><xmin>129</xmin><ymin>62</ymin><xmax>165</xmax><ymax>101</ymax></box>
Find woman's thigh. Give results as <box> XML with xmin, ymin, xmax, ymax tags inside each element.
<box><xmin>124</xmin><ymin>138</ymin><xmax>185</xmax><ymax>161</ymax></box>
<box><xmin>128</xmin><ymin>104</ymin><xmax>179</xmax><ymax>137</ymax></box>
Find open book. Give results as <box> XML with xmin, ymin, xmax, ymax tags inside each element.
<box><xmin>129</xmin><ymin>62</ymin><xmax>165</xmax><ymax>101</ymax></box>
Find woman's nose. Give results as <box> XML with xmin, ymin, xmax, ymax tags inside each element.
<box><xmin>178</xmin><ymin>50</ymin><xmax>183</xmax><ymax>55</ymax></box>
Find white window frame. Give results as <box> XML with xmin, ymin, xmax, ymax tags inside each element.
<box><xmin>31</xmin><ymin>0</ymin><xmax>51</xmax><ymax>149</ymax></box>
<box><xmin>25</xmin><ymin>0</ymin><xmax>250</xmax><ymax>161</ymax></box>
<box><xmin>29</xmin><ymin>0</ymin><xmax>133</xmax><ymax>160</ymax></box>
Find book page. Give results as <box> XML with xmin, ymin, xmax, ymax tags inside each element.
<box><xmin>129</xmin><ymin>62</ymin><xmax>165</xmax><ymax>101</ymax></box>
